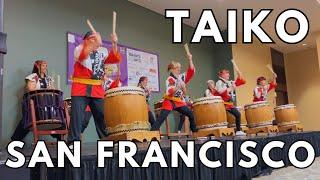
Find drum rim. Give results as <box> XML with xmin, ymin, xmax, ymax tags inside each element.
<box><xmin>274</xmin><ymin>104</ymin><xmax>296</xmax><ymax>111</ymax></box>
<box><xmin>244</xmin><ymin>101</ymin><xmax>269</xmax><ymax>109</ymax></box>
<box><xmin>193</xmin><ymin>96</ymin><xmax>223</xmax><ymax>105</ymax></box>
<box><xmin>105</xmin><ymin>86</ymin><xmax>145</xmax><ymax>97</ymax></box>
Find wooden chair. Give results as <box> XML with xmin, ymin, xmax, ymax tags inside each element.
<box><xmin>30</xmin><ymin>99</ymin><xmax>70</xmax><ymax>143</ymax></box>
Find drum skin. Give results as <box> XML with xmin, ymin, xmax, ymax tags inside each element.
<box><xmin>192</xmin><ymin>97</ymin><xmax>227</xmax><ymax>130</ymax></box>
<box><xmin>244</xmin><ymin>101</ymin><xmax>274</xmax><ymax>128</ymax></box>
<box><xmin>104</xmin><ymin>87</ymin><xmax>148</xmax><ymax>134</ymax></box>
<box><xmin>274</xmin><ymin>104</ymin><xmax>299</xmax><ymax>126</ymax></box>
<box><xmin>227</xmin><ymin>106</ymin><xmax>247</xmax><ymax>127</ymax></box>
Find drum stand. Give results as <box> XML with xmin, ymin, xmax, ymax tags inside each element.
<box><xmin>30</xmin><ymin>100</ymin><xmax>70</xmax><ymax>143</ymax></box>
<box><xmin>194</xmin><ymin>127</ymin><xmax>235</xmax><ymax>138</ymax></box>
<box><xmin>246</xmin><ymin>125</ymin><xmax>279</xmax><ymax>135</ymax></box>
<box><xmin>105</xmin><ymin>130</ymin><xmax>160</xmax><ymax>142</ymax></box>
<box><xmin>278</xmin><ymin>123</ymin><xmax>303</xmax><ymax>132</ymax></box>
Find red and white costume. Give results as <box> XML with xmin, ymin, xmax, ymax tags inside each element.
<box><xmin>71</xmin><ymin>44</ymin><xmax>121</xmax><ymax>98</ymax></box>
<box><xmin>215</xmin><ymin>77</ymin><xmax>246</xmax><ymax>109</ymax></box>
<box><xmin>205</xmin><ymin>89</ymin><xmax>219</xmax><ymax>97</ymax></box>
<box><xmin>162</xmin><ymin>67</ymin><xmax>195</xmax><ymax>110</ymax></box>
<box><xmin>253</xmin><ymin>81</ymin><xmax>277</xmax><ymax>102</ymax></box>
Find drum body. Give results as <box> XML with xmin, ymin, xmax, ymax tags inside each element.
<box><xmin>274</xmin><ymin>104</ymin><xmax>299</xmax><ymax>126</ymax></box>
<box><xmin>104</xmin><ymin>86</ymin><xmax>149</xmax><ymax>136</ymax></box>
<box><xmin>25</xmin><ymin>89</ymin><xmax>65</xmax><ymax>130</ymax></box>
<box><xmin>192</xmin><ymin>96</ymin><xmax>227</xmax><ymax>130</ymax></box>
<box><xmin>227</xmin><ymin>106</ymin><xmax>247</xmax><ymax>127</ymax></box>
<box><xmin>244</xmin><ymin>101</ymin><xmax>274</xmax><ymax>128</ymax></box>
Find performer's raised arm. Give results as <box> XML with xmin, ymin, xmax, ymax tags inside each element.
<box><xmin>104</xmin><ymin>33</ymin><xmax>121</xmax><ymax>64</ymax></box>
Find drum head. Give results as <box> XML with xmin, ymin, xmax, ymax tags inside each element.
<box><xmin>244</xmin><ymin>101</ymin><xmax>269</xmax><ymax>109</ymax></box>
<box><xmin>193</xmin><ymin>96</ymin><xmax>223</xmax><ymax>106</ymax></box>
<box><xmin>274</xmin><ymin>104</ymin><xmax>296</xmax><ymax>111</ymax></box>
<box><xmin>105</xmin><ymin>86</ymin><xmax>145</xmax><ymax>97</ymax></box>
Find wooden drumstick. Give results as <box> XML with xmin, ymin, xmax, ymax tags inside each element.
<box><xmin>113</xmin><ymin>11</ymin><xmax>117</xmax><ymax>35</ymax></box>
<box><xmin>266</xmin><ymin>64</ymin><xmax>277</xmax><ymax>77</ymax></box>
<box><xmin>184</xmin><ymin>43</ymin><xmax>191</xmax><ymax>56</ymax></box>
<box><xmin>231</xmin><ymin>59</ymin><xmax>241</xmax><ymax>73</ymax></box>
<box><xmin>86</xmin><ymin>19</ymin><xmax>96</xmax><ymax>33</ymax></box>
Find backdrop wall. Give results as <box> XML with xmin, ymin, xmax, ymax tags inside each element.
<box><xmin>231</xmin><ymin>42</ymin><xmax>276</xmax><ymax>108</ymax></box>
<box><xmin>285</xmin><ymin>48</ymin><xmax>320</xmax><ymax>131</ymax></box>
<box><xmin>1</xmin><ymin>0</ymin><xmax>232</xmax><ymax>145</ymax></box>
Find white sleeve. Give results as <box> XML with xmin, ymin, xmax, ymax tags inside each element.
<box><xmin>74</xmin><ymin>45</ymin><xmax>83</xmax><ymax>61</ymax></box>
<box><xmin>254</xmin><ymin>87</ymin><xmax>261</xmax><ymax>98</ymax></box>
<box><xmin>205</xmin><ymin>89</ymin><xmax>211</xmax><ymax>97</ymax></box>
<box><xmin>215</xmin><ymin>80</ymin><xmax>226</xmax><ymax>93</ymax></box>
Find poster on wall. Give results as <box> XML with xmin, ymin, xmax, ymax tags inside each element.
<box><xmin>67</xmin><ymin>32</ymin><xmax>160</xmax><ymax>92</ymax></box>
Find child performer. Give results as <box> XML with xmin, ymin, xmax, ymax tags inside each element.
<box><xmin>215</xmin><ymin>69</ymin><xmax>246</xmax><ymax>136</ymax></box>
<box><xmin>253</xmin><ymin>74</ymin><xmax>277</xmax><ymax>102</ymax></box>
<box><xmin>204</xmin><ymin>80</ymin><xmax>218</xmax><ymax>97</ymax></box>
<box><xmin>68</xmin><ymin>31</ymin><xmax>121</xmax><ymax>144</ymax></box>
<box><xmin>150</xmin><ymin>54</ymin><xmax>197</xmax><ymax>132</ymax></box>
<box><xmin>137</xmin><ymin>76</ymin><xmax>155</xmax><ymax>126</ymax></box>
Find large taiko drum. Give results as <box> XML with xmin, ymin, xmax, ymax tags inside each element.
<box><xmin>274</xmin><ymin>104</ymin><xmax>299</xmax><ymax>127</ymax></box>
<box><xmin>24</xmin><ymin>89</ymin><xmax>65</xmax><ymax>130</ymax></box>
<box><xmin>244</xmin><ymin>101</ymin><xmax>274</xmax><ymax>128</ymax></box>
<box><xmin>104</xmin><ymin>86</ymin><xmax>149</xmax><ymax>136</ymax></box>
<box><xmin>192</xmin><ymin>96</ymin><xmax>227</xmax><ymax>131</ymax></box>
<box><xmin>227</xmin><ymin>106</ymin><xmax>247</xmax><ymax>128</ymax></box>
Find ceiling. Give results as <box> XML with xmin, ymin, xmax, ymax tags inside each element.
<box><xmin>129</xmin><ymin>0</ymin><xmax>320</xmax><ymax>53</ymax></box>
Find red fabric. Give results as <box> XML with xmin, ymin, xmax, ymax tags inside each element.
<box><xmin>78</xmin><ymin>44</ymin><xmax>90</xmax><ymax>62</ymax></box>
<box><xmin>71</xmin><ymin>49</ymin><xmax>121</xmax><ymax>98</ymax></box>
<box><xmin>104</xmin><ymin>50</ymin><xmax>121</xmax><ymax>64</ymax></box>
<box><xmin>85</xmin><ymin>106</ymin><xmax>91</xmax><ymax>112</ymax></box>
<box><xmin>109</xmin><ymin>78</ymin><xmax>121</xmax><ymax>89</ymax></box>
<box><xmin>161</xmin><ymin>99</ymin><xmax>186</xmax><ymax>111</ymax></box>
<box><xmin>268</xmin><ymin>81</ymin><xmax>277</xmax><ymax>92</ymax></box>
<box><xmin>185</xmin><ymin>67</ymin><xmax>195</xmax><ymax>84</ymax></box>
<box><xmin>235</xmin><ymin>77</ymin><xmax>246</xmax><ymax>87</ymax></box>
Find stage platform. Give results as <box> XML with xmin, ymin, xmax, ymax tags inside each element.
<box><xmin>1</xmin><ymin>131</ymin><xmax>320</xmax><ymax>180</ymax></box>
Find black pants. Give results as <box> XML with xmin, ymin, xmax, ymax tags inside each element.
<box><xmin>178</xmin><ymin>114</ymin><xmax>185</xmax><ymax>131</ymax></box>
<box><xmin>151</xmin><ymin>106</ymin><xmax>197</xmax><ymax>132</ymax></box>
<box><xmin>227</xmin><ymin>108</ymin><xmax>241</xmax><ymax>131</ymax></box>
<box><xmin>68</xmin><ymin>96</ymin><xmax>107</xmax><ymax>141</ymax></box>
<box><xmin>11</xmin><ymin>119</ymin><xmax>29</xmax><ymax>141</ymax></box>
<box><xmin>148</xmin><ymin>110</ymin><xmax>155</xmax><ymax>126</ymax></box>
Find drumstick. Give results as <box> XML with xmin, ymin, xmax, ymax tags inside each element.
<box><xmin>231</xmin><ymin>59</ymin><xmax>241</xmax><ymax>73</ymax></box>
<box><xmin>86</xmin><ymin>19</ymin><xmax>96</xmax><ymax>33</ymax></box>
<box><xmin>266</xmin><ymin>64</ymin><xmax>275</xmax><ymax>74</ymax></box>
<box><xmin>57</xmin><ymin>75</ymin><xmax>61</xmax><ymax>90</ymax></box>
<box><xmin>266</xmin><ymin>64</ymin><xmax>277</xmax><ymax>78</ymax></box>
<box><xmin>113</xmin><ymin>11</ymin><xmax>117</xmax><ymax>35</ymax></box>
<box><xmin>184</xmin><ymin>43</ymin><xmax>191</xmax><ymax>56</ymax></box>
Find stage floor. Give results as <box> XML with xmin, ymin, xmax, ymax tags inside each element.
<box><xmin>0</xmin><ymin>131</ymin><xmax>320</xmax><ymax>180</ymax></box>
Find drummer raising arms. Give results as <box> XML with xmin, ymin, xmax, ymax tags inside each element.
<box><xmin>253</xmin><ymin>74</ymin><xmax>277</xmax><ymax>102</ymax></box>
<box><xmin>215</xmin><ymin>69</ymin><xmax>246</xmax><ymax>136</ymax></box>
<box><xmin>11</xmin><ymin>60</ymin><xmax>54</xmax><ymax>141</ymax></box>
<box><xmin>68</xmin><ymin>31</ymin><xmax>121</xmax><ymax>145</ymax></box>
<box><xmin>150</xmin><ymin>54</ymin><xmax>197</xmax><ymax>132</ymax></box>
<box><xmin>137</xmin><ymin>76</ymin><xmax>155</xmax><ymax>126</ymax></box>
